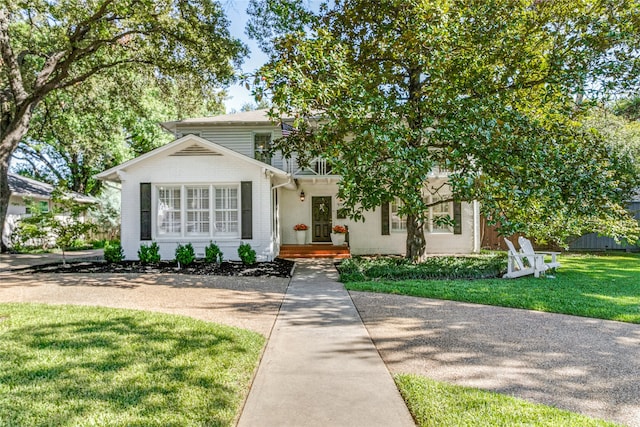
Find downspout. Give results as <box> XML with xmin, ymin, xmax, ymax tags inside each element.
<box><xmin>473</xmin><ymin>200</ymin><xmax>481</xmax><ymax>253</ymax></box>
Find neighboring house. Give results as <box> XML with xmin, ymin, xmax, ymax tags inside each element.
<box><xmin>3</xmin><ymin>173</ymin><xmax>96</xmax><ymax>247</ymax></box>
<box><xmin>96</xmin><ymin>110</ymin><xmax>481</xmax><ymax>261</ymax></box>
<box><xmin>568</xmin><ymin>200</ymin><xmax>640</xmax><ymax>251</ymax></box>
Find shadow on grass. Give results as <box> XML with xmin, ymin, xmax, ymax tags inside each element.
<box><xmin>0</xmin><ymin>304</ymin><xmax>263</xmax><ymax>426</ymax></box>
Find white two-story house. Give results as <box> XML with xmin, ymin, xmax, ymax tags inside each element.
<box><xmin>96</xmin><ymin>109</ymin><xmax>481</xmax><ymax>261</ymax></box>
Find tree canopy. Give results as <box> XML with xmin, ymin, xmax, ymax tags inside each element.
<box><xmin>250</xmin><ymin>0</ymin><xmax>640</xmax><ymax>259</ymax></box>
<box><xmin>12</xmin><ymin>70</ymin><xmax>226</xmax><ymax>195</ymax></box>
<box><xmin>0</xmin><ymin>0</ymin><xmax>246</xmax><ymax>249</ymax></box>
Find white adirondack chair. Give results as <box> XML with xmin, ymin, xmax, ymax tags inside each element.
<box><xmin>518</xmin><ymin>236</ymin><xmax>560</xmax><ymax>271</ymax></box>
<box><xmin>503</xmin><ymin>237</ymin><xmax>560</xmax><ymax>278</ymax></box>
<box><xmin>503</xmin><ymin>238</ymin><xmax>542</xmax><ymax>278</ymax></box>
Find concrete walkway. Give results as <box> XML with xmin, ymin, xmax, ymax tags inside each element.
<box><xmin>237</xmin><ymin>259</ymin><xmax>415</xmax><ymax>427</ymax></box>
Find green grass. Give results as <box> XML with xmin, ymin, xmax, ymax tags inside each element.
<box><xmin>0</xmin><ymin>303</ymin><xmax>265</xmax><ymax>426</ymax></box>
<box><xmin>395</xmin><ymin>374</ymin><xmax>620</xmax><ymax>427</ymax></box>
<box><xmin>344</xmin><ymin>253</ymin><xmax>640</xmax><ymax>323</ymax></box>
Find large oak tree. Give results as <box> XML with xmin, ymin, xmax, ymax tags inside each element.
<box><xmin>0</xmin><ymin>0</ymin><xmax>246</xmax><ymax>249</ymax></box>
<box><xmin>12</xmin><ymin>70</ymin><xmax>226</xmax><ymax>195</ymax></box>
<box><xmin>250</xmin><ymin>0</ymin><xmax>640</xmax><ymax>260</ymax></box>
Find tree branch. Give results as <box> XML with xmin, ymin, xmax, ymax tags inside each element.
<box><xmin>0</xmin><ymin>8</ymin><xmax>28</xmax><ymax>104</ymax></box>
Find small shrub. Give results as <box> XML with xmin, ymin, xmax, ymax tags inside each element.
<box><xmin>138</xmin><ymin>242</ymin><xmax>161</xmax><ymax>264</ymax></box>
<box><xmin>238</xmin><ymin>242</ymin><xmax>256</xmax><ymax>265</ymax></box>
<box><xmin>103</xmin><ymin>241</ymin><xmax>124</xmax><ymax>263</ymax></box>
<box><xmin>205</xmin><ymin>242</ymin><xmax>224</xmax><ymax>264</ymax></box>
<box><xmin>175</xmin><ymin>243</ymin><xmax>195</xmax><ymax>267</ymax></box>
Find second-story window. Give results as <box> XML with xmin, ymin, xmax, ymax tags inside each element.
<box><xmin>254</xmin><ymin>133</ymin><xmax>272</xmax><ymax>164</ymax></box>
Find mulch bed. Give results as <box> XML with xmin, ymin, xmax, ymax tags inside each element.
<box><xmin>24</xmin><ymin>258</ymin><xmax>295</xmax><ymax>278</ymax></box>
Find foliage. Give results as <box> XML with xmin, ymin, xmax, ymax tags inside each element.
<box><xmin>9</xmin><ymin>198</ymin><xmax>51</xmax><ymax>251</ymax></box>
<box><xmin>88</xmin><ymin>186</ymin><xmax>121</xmax><ymax>241</ymax></box>
<box><xmin>250</xmin><ymin>0</ymin><xmax>640</xmax><ymax>260</ymax></box>
<box><xmin>345</xmin><ymin>253</ymin><xmax>640</xmax><ymax>324</ymax></box>
<box><xmin>293</xmin><ymin>223</ymin><xmax>308</xmax><ymax>231</ymax></box>
<box><xmin>0</xmin><ymin>0</ymin><xmax>247</xmax><ymax>249</ymax></box>
<box><xmin>339</xmin><ymin>255</ymin><xmax>507</xmax><ymax>282</ymax></box>
<box><xmin>395</xmin><ymin>374</ymin><xmax>617</xmax><ymax>427</ymax></box>
<box><xmin>238</xmin><ymin>242</ymin><xmax>257</xmax><ymax>265</ymax></box>
<box><xmin>175</xmin><ymin>243</ymin><xmax>195</xmax><ymax>267</ymax></box>
<box><xmin>12</xmin><ymin>71</ymin><xmax>227</xmax><ymax>195</ymax></box>
<box><xmin>204</xmin><ymin>241</ymin><xmax>224</xmax><ymax>264</ymax></box>
<box><xmin>103</xmin><ymin>240</ymin><xmax>124</xmax><ymax>263</ymax></box>
<box><xmin>614</xmin><ymin>95</ymin><xmax>640</xmax><ymax>122</ymax></box>
<box><xmin>138</xmin><ymin>242</ymin><xmax>160</xmax><ymax>264</ymax></box>
<box><xmin>0</xmin><ymin>303</ymin><xmax>264</xmax><ymax>426</ymax></box>
<box><xmin>12</xmin><ymin>190</ymin><xmax>96</xmax><ymax>262</ymax></box>
<box><xmin>47</xmin><ymin>191</ymin><xmax>97</xmax><ymax>263</ymax></box>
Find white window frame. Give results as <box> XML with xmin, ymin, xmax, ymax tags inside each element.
<box><xmin>427</xmin><ymin>194</ymin><xmax>454</xmax><ymax>234</ymax></box>
<box><xmin>254</xmin><ymin>131</ymin><xmax>273</xmax><ymax>164</ymax></box>
<box><xmin>157</xmin><ymin>186</ymin><xmax>182</xmax><ymax>236</ymax></box>
<box><xmin>186</xmin><ymin>186</ymin><xmax>210</xmax><ymax>237</ymax></box>
<box><xmin>154</xmin><ymin>184</ymin><xmax>240</xmax><ymax>239</ymax></box>
<box><xmin>214</xmin><ymin>186</ymin><xmax>240</xmax><ymax>237</ymax></box>
<box><xmin>391</xmin><ymin>198</ymin><xmax>407</xmax><ymax>232</ymax></box>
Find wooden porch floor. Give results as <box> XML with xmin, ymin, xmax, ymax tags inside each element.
<box><xmin>279</xmin><ymin>244</ymin><xmax>351</xmax><ymax>259</ymax></box>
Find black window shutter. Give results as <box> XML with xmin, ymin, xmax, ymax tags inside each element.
<box><xmin>241</xmin><ymin>181</ymin><xmax>252</xmax><ymax>239</ymax></box>
<box><xmin>453</xmin><ymin>202</ymin><xmax>462</xmax><ymax>235</ymax></box>
<box><xmin>140</xmin><ymin>183</ymin><xmax>152</xmax><ymax>240</ymax></box>
<box><xmin>381</xmin><ymin>202</ymin><xmax>390</xmax><ymax>235</ymax></box>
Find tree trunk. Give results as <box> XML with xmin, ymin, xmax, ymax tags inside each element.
<box><xmin>406</xmin><ymin>213</ymin><xmax>427</xmax><ymax>262</ymax></box>
<box><xmin>0</xmin><ymin>106</ymin><xmax>36</xmax><ymax>252</ymax></box>
<box><xmin>0</xmin><ymin>157</ymin><xmax>10</xmax><ymax>252</ymax></box>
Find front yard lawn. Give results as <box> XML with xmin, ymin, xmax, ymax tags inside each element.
<box><xmin>0</xmin><ymin>303</ymin><xmax>264</xmax><ymax>426</ymax></box>
<box><xmin>395</xmin><ymin>374</ymin><xmax>620</xmax><ymax>427</ymax></box>
<box><xmin>343</xmin><ymin>253</ymin><xmax>640</xmax><ymax>323</ymax></box>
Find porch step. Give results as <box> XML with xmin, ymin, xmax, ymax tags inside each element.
<box><xmin>279</xmin><ymin>244</ymin><xmax>351</xmax><ymax>259</ymax></box>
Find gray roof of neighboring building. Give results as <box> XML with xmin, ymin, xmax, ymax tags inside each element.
<box><xmin>160</xmin><ymin>109</ymin><xmax>277</xmax><ymax>133</ymax></box>
<box><xmin>8</xmin><ymin>173</ymin><xmax>96</xmax><ymax>204</ymax></box>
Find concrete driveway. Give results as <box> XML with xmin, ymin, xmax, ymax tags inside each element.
<box><xmin>0</xmin><ymin>249</ymin><xmax>103</xmax><ymax>271</ymax></box>
<box><xmin>0</xmin><ymin>253</ymin><xmax>638</xmax><ymax>426</ymax></box>
<box><xmin>351</xmin><ymin>292</ymin><xmax>640</xmax><ymax>427</ymax></box>
<box><xmin>0</xmin><ymin>271</ymin><xmax>288</xmax><ymax>335</ymax></box>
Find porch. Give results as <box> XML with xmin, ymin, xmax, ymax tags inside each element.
<box><xmin>278</xmin><ymin>244</ymin><xmax>351</xmax><ymax>259</ymax></box>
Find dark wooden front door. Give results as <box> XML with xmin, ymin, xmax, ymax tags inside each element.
<box><xmin>312</xmin><ymin>196</ymin><xmax>332</xmax><ymax>242</ymax></box>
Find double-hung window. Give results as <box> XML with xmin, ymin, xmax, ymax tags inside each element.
<box><xmin>215</xmin><ymin>187</ymin><xmax>239</xmax><ymax>235</ymax></box>
<box><xmin>157</xmin><ymin>186</ymin><xmax>181</xmax><ymax>235</ymax></box>
<box><xmin>156</xmin><ymin>185</ymin><xmax>239</xmax><ymax>238</ymax></box>
<box><xmin>186</xmin><ymin>187</ymin><xmax>210</xmax><ymax>236</ymax></box>
<box><xmin>391</xmin><ymin>198</ymin><xmax>407</xmax><ymax>232</ymax></box>
<box><xmin>428</xmin><ymin>194</ymin><xmax>453</xmax><ymax>233</ymax></box>
<box><xmin>254</xmin><ymin>133</ymin><xmax>272</xmax><ymax>164</ymax></box>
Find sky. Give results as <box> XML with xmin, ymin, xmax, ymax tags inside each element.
<box><xmin>221</xmin><ymin>1</ymin><xmax>270</xmax><ymax>113</ymax></box>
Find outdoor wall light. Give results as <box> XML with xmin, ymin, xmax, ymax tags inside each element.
<box><xmin>300</xmin><ymin>190</ymin><xmax>305</xmax><ymax>202</ymax></box>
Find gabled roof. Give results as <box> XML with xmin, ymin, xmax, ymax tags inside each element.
<box><xmin>160</xmin><ymin>109</ymin><xmax>277</xmax><ymax>133</ymax></box>
<box><xmin>8</xmin><ymin>173</ymin><xmax>95</xmax><ymax>203</ymax></box>
<box><xmin>95</xmin><ymin>134</ymin><xmax>290</xmax><ymax>182</ymax></box>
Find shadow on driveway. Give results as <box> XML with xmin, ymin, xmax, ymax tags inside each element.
<box><xmin>351</xmin><ymin>291</ymin><xmax>640</xmax><ymax>427</ymax></box>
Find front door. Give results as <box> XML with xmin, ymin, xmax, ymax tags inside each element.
<box><xmin>312</xmin><ymin>196</ymin><xmax>332</xmax><ymax>242</ymax></box>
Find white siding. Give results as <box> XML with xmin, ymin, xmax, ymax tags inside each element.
<box><xmin>119</xmin><ymin>140</ymin><xmax>274</xmax><ymax>261</ymax></box>
<box><xmin>279</xmin><ymin>181</ymin><xmax>478</xmax><ymax>255</ymax></box>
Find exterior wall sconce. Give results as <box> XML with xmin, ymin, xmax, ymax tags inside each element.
<box><xmin>300</xmin><ymin>190</ymin><xmax>305</xmax><ymax>202</ymax></box>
